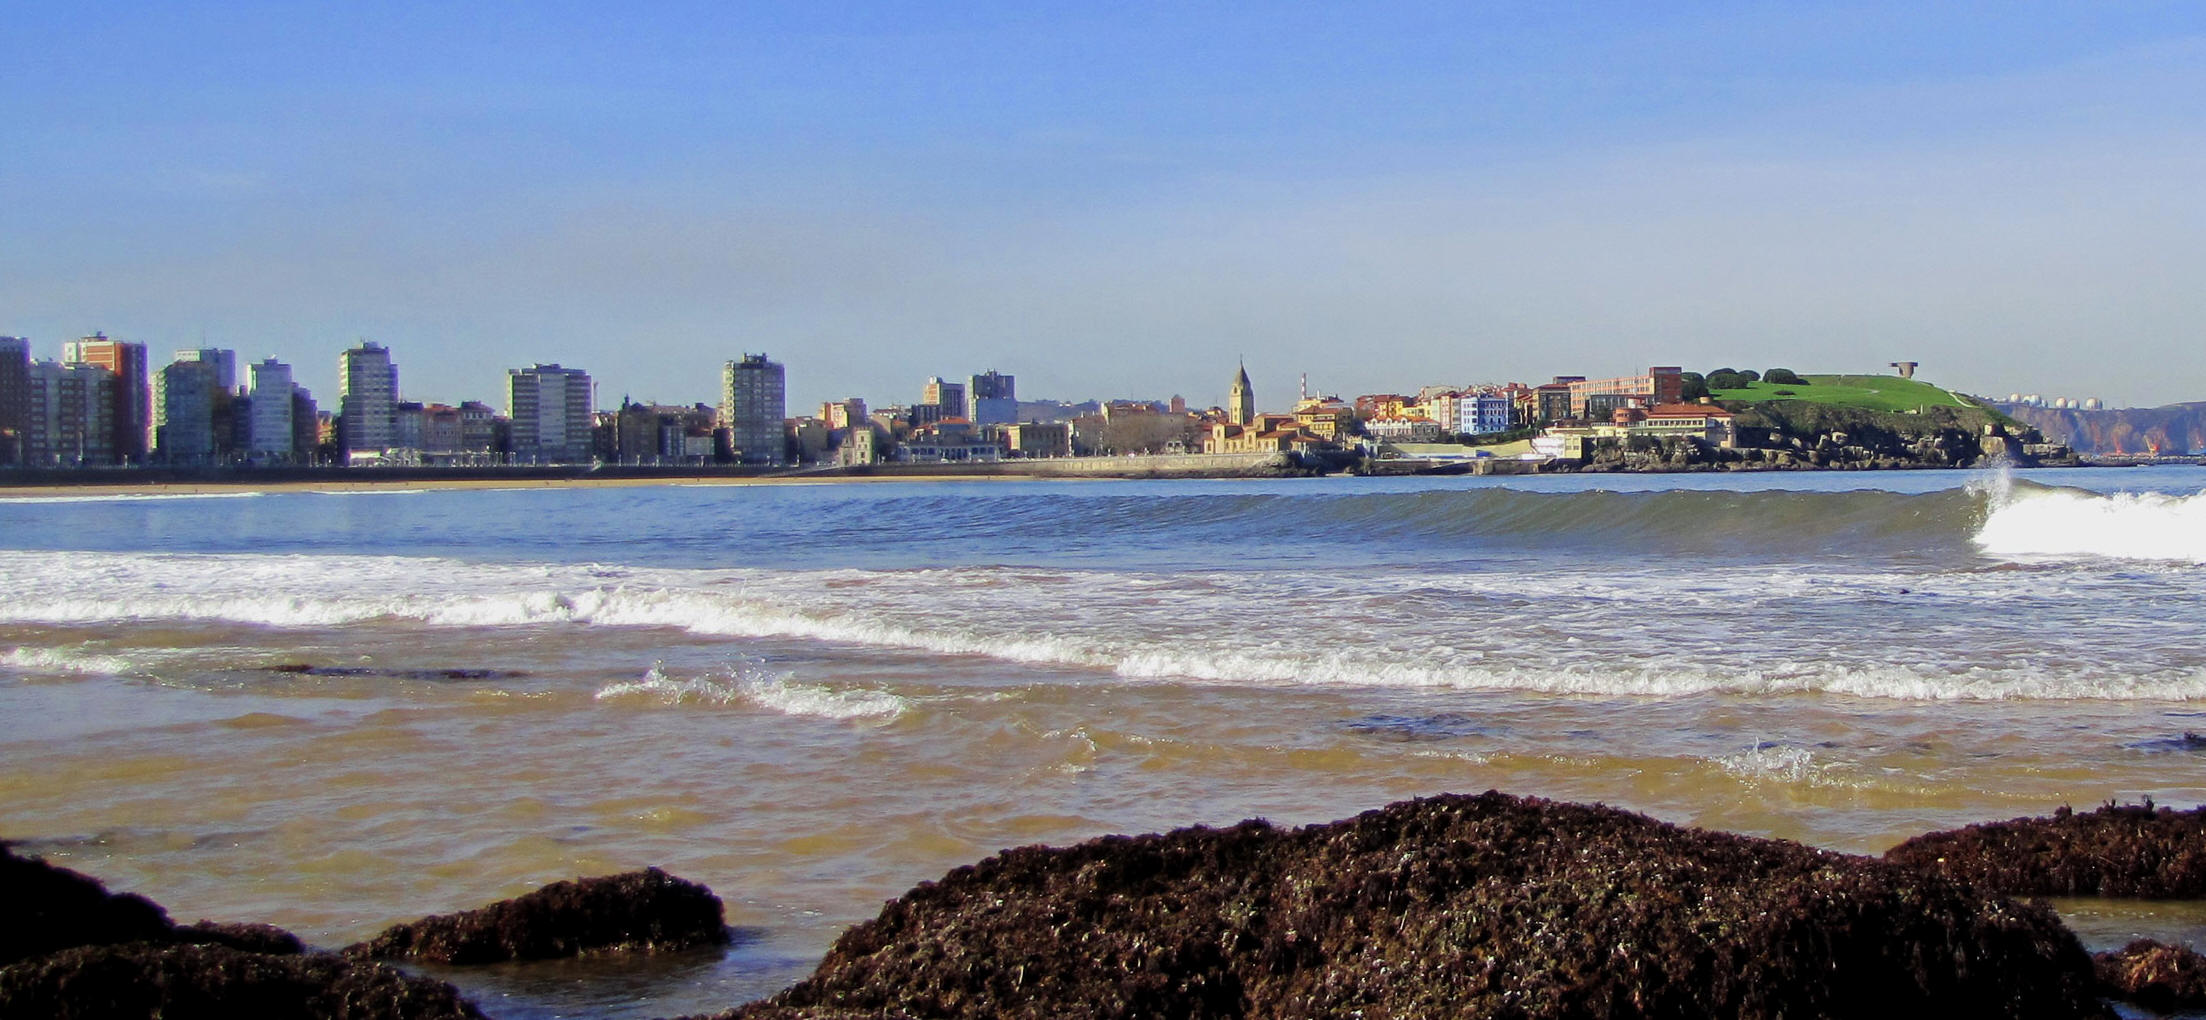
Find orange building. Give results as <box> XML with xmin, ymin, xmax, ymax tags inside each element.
<box><xmin>61</xmin><ymin>333</ymin><xmax>150</xmax><ymax>463</ymax></box>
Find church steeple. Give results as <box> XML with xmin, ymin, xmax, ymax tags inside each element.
<box><xmin>1229</xmin><ymin>360</ymin><xmax>1253</xmax><ymax>426</ymax></box>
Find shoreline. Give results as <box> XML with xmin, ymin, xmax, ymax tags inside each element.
<box><xmin>0</xmin><ymin>453</ymin><xmax>2181</xmax><ymax>500</ymax></box>
<box><xmin>0</xmin><ymin>454</ymin><xmax>2176</xmax><ymax>499</ymax></box>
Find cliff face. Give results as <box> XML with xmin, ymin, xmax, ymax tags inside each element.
<box><xmin>1994</xmin><ymin>402</ymin><xmax>2206</xmax><ymax>456</ymax></box>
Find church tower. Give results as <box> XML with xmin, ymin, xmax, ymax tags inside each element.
<box><xmin>1229</xmin><ymin>361</ymin><xmax>1253</xmax><ymax>426</ymax></box>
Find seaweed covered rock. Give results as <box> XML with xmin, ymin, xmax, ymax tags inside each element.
<box><xmin>0</xmin><ymin>942</ymin><xmax>484</xmax><ymax>1020</ymax></box>
<box><xmin>347</xmin><ymin>867</ymin><xmax>728</xmax><ymax>964</ymax></box>
<box><xmin>1886</xmin><ymin>803</ymin><xmax>2206</xmax><ymax>897</ymax></box>
<box><xmin>0</xmin><ymin>845</ymin><xmax>175</xmax><ymax>966</ymax></box>
<box><xmin>727</xmin><ymin>792</ymin><xmax>2105</xmax><ymax>1020</ymax></box>
<box><xmin>1</xmin><ymin>845</ymin><xmax>307</xmax><ymax>963</ymax></box>
<box><xmin>174</xmin><ymin>921</ymin><xmax>306</xmax><ymax>955</ymax></box>
<box><xmin>2094</xmin><ymin>939</ymin><xmax>2206</xmax><ymax>1012</ymax></box>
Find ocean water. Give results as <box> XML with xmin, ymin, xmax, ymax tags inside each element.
<box><xmin>3</xmin><ymin>466</ymin><xmax>2205</xmax><ymax>1017</ymax></box>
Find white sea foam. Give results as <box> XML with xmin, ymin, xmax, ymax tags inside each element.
<box><xmin>1715</xmin><ymin>743</ymin><xmax>1830</xmax><ymax>785</ymax></box>
<box><xmin>0</xmin><ymin>646</ymin><xmax>143</xmax><ymax>677</ymax></box>
<box><xmin>739</xmin><ymin>675</ymin><xmax>908</xmax><ymax>721</ymax></box>
<box><xmin>594</xmin><ymin>664</ymin><xmax>748</xmax><ymax>706</ymax></box>
<box><xmin>1976</xmin><ymin>485</ymin><xmax>2206</xmax><ymax>563</ymax></box>
<box><xmin>3</xmin><ymin>548</ymin><xmax>2202</xmax><ymax>702</ymax></box>
<box><xmin>594</xmin><ymin>663</ymin><xmax>908</xmax><ymax>721</ymax></box>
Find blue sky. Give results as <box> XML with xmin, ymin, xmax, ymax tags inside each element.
<box><xmin>4</xmin><ymin>3</ymin><xmax>2203</xmax><ymax>411</ymax></box>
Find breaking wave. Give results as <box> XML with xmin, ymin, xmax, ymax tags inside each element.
<box><xmin>1975</xmin><ymin>483</ymin><xmax>2206</xmax><ymax>563</ymax></box>
<box><xmin>819</xmin><ymin>486</ymin><xmax>1992</xmax><ymax>562</ymax></box>
<box><xmin>0</xmin><ymin>646</ymin><xmax>145</xmax><ymax>677</ymax></box>
<box><xmin>594</xmin><ymin>663</ymin><xmax>908</xmax><ymax>721</ymax></box>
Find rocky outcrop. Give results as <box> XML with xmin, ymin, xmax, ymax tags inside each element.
<box><xmin>1</xmin><ymin>844</ymin><xmax>472</xmax><ymax>1018</ymax></box>
<box><xmin>2094</xmin><ymin>940</ymin><xmax>2206</xmax><ymax>1012</ymax></box>
<box><xmin>722</xmin><ymin>791</ymin><xmax>2105</xmax><ymax>1020</ymax></box>
<box><xmin>0</xmin><ymin>846</ymin><xmax>175</xmax><ymax>966</ymax></box>
<box><xmin>1884</xmin><ymin>802</ymin><xmax>2206</xmax><ymax>897</ymax></box>
<box><xmin>0</xmin><ymin>943</ymin><xmax>484</xmax><ymax>1020</ymax></box>
<box><xmin>173</xmin><ymin>921</ymin><xmax>307</xmax><ymax>955</ymax></box>
<box><xmin>346</xmin><ymin>867</ymin><xmax>728</xmax><ymax>964</ymax></box>
<box><xmin>1728</xmin><ymin>400</ymin><xmax>1999</xmax><ymax>466</ymax></box>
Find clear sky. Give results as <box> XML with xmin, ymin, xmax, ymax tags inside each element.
<box><xmin>5</xmin><ymin>3</ymin><xmax>2203</xmax><ymax>412</ymax></box>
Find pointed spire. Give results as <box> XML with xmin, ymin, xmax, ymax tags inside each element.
<box><xmin>1229</xmin><ymin>360</ymin><xmax>1254</xmax><ymax>426</ymax></box>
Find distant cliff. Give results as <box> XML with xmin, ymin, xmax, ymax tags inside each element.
<box><xmin>1991</xmin><ymin>402</ymin><xmax>2206</xmax><ymax>456</ymax></box>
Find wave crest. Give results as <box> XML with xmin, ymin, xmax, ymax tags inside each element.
<box><xmin>1976</xmin><ymin>485</ymin><xmax>2206</xmax><ymax>563</ymax></box>
<box><xmin>594</xmin><ymin>663</ymin><xmax>908</xmax><ymax>721</ymax></box>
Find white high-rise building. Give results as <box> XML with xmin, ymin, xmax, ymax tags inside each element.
<box><xmin>507</xmin><ymin>363</ymin><xmax>594</xmax><ymax>463</ymax></box>
<box><xmin>721</xmin><ymin>354</ymin><xmax>786</xmax><ymax>466</ymax></box>
<box><xmin>249</xmin><ymin>358</ymin><xmax>296</xmax><ymax>461</ymax></box>
<box><xmin>338</xmin><ymin>342</ymin><xmax>397</xmax><ymax>455</ymax></box>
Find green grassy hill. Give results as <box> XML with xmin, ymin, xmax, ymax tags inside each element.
<box><xmin>1711</xmin><ymin>373</ymin><xmax>2019</xmax><ymax>450</ymax></box>
<box><xmin>1709</xmin><ymin>374</ymin><xmax>1978</xmax><ymax>414</ymax></box>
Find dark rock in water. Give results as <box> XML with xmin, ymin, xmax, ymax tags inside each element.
<box><xmin>720</xmin><ymin>791</ymin><xmax>2104</xmax><ymax>1020</ymax></box>
<box><xmin>1885</xmin><ymin>802</ymin><xmax>2206</xmax><ymax>897</ymax></box>
<box><xmin>174</xmin><ymin>921</ymin><xmax>305</xmax><ymax>955</ymax></box>
<box><xmin>346</xmin><ymin>868</ymin><xmax>729</xmax><ymax>964</ymax></box>
<box><xmin>1339</xmin><ymin>712</ymin><xmax>1499</xmax><ymax>742</ymax></box>
<box><xmin>2126</xmin><ymin>731</ymin><xmax>2206</xmax><ymax>753</ymax></box>
<box><xmin>0</xmin><ymin>942</ymin><xmax>485</xmax><ymax>1020</ymax></box>
<box><xmin>2094</xmin><ymin>939</ymin><xmax>2206</xmax><ymax>1012</ymax></box>
<box><xmin>264</xmin><ymin>664</ymin><xmax>524</xmax><ymax>681</ymax></box>
<box><xmin>0</xmin><ymin>845</ymin><xmax>475</xmax><ymax>1017</ymax></box>
<box><xmin>2</xmin><ymin>844</ymin><xmax>309</xmax><ymax>964</ymax></box>
<box><xmin>0</xmin><ymin>845</ymin><xmax>174</xmax><ymax>966</ymax></box>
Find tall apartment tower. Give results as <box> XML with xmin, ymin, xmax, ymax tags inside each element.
<box><xmin>967</xmin><ymin>370</ymin><xmax>1016</xmax><ymax>425</ymax></box>
<box><xmin>507</xmin><ymin>363</ymin><xmax>594</xmax><ymax>463</ymax></box>
<box><xmin>721</xmin><ymin>354</ymin><xmax>786</xmax><ymax>466</ymax></box>
<box><xmin>921</xmin><ymin>377</ymin><xmax>966</xmax><ymax>422</ymax></box>
<box><xmin>338</xmin><ymin>341</ymin><xmax>398</xmax><ymax>455</ymax></box>
<box><xmin>0</xmin><ymin>337</ymin><xmax>28</xmax><ymax>465</ymax></box>
<box><xmin>62</xmin><ymin>334</ymin><xmax>149</xmax><ymax>463</ymax></box>
<box><xmin>248</xmin><ymin>358</ymin><xmax>296</xmax><ymax>461</ymax></box>
<box><xmin>1229</xmin><ymin>362</ymin><xmax>1254</xmax><ymax>426</ymax></box>
<box><xmin>173</xmin><ymin>348</ymin><xmax>238</xmax><ymax>394</ymax></box>
<box><xmin>291</xmin><ymin>389</ymin><xmax>322</xmax><ymax>463</ymax></box>
<box><xmin>152</xmin><ymin>358</ymin><xmax>221</xmax><ymax>462</ymax></box>
<box><xmin>26</xmin><ymin>360</ymin><xmax>116</xmax><ymax>466</ymax></box>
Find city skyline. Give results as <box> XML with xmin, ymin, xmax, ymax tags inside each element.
<box><xmin>5</xmin><ymin>5</ymin><xmax>2205</xmax><ymax>409</ymax></box>
<box><xmin>0</xmin><ymin>330</ymin><xmax>2148</xmax><ymax>444</ymax></box>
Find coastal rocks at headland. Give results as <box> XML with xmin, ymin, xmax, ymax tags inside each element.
<box><xmin>2094</xmin><ymin>939</ymin><xmax>2206</xmax><ymax>1012</ymax></box>
<box><xmin>1884</xmin><ymin>802</ymin><xmax>2206</xmax><ymax>897</ymax></box>
<box><xmin>344</xmin><ymin>867</ymin><xmax>730</xmax><ymax>964</ymax></box>
<box><xmin>718</xmin><ymin>791</ymin><xmax>2106</xmax><ymax>1020</ymax></box>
